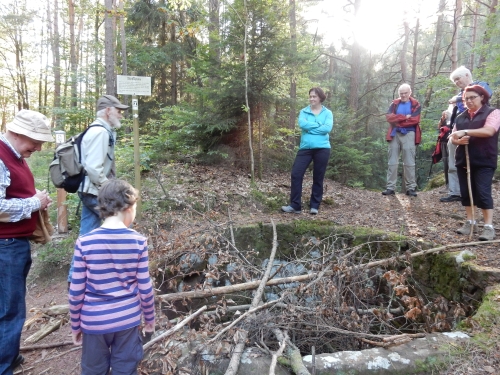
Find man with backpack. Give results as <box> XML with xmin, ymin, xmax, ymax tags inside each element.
<box><xmin>67</xmin><ymin>95</ymin><xmax>129</xmax><ymax>284</ymax></box>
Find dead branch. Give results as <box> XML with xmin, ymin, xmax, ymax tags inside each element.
<box><xmin>273</xmin><ymin>328</ymin><xmax>310</xmax><ymax>375</ymax></box>
<box><xmin>20</xmin><ymin>341</ymin><xmax>73</xmax><ymax>351</ymax></box>
<box><xmin>29</xmin><ymin>305</ymin><xmax>69</xmax><ymax>316</ymax></box>
<box><xmin>157</xmin><ymin>240</ymin><xmax>498</xmax><ymax>302</ymax></box>
<box><xmin>208</xmin><ymin>298</ymin><xmax>281</xmax><ymax>344</ymax></box>
<box><xmin>32</xmin><ymin>346</ymin><xmax>81</xmax><ymax>364</ymax></box>
<box><xmin>24</xmin><ymin>317</ymin><xmax>68</xmax><ymax>345</ymax></box>
<box><xmin>269</xmin><ymin>330</ymin><xmax>288</xmax><ymax>375</ymax></box>
<box><xmin>360</xmin><ymin>332</ymin><xmax>425</xmax><ymax>348</ymax></box>
<box><xmin>224</xmin><ymin>220</ymin><xmax>279</xmax><ymax>375</ymax></box>
<box><xmin>143</xmin><ymin>304</ymin><xmax>207</xmax><ymax>350</ymax></box>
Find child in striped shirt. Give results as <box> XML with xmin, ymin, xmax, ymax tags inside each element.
<box><xmin>69</xmin><ymin>179</ymin><xmax>155</xmax><ymax>375</ymax></box>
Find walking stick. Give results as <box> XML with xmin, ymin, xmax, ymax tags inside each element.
<box><xmin>465</xmin><ymin>145</ymin><xmax>474</xmax><ymax>240</ymax></box>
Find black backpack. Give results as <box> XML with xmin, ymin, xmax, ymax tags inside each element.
<box><xmin>49</xmin><ymin>124</ymin><xmax>112</xmax><ymax>193</ymax></box>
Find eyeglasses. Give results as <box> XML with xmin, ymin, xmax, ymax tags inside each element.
<box><xmin>464</xmin><ymin>95</ymin><xmax>479</xmax><ymax>101</ymax></box>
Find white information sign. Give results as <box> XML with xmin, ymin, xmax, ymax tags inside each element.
<box><xmin>117</xmin><ymin>75</ymin><xmax>151</xmax><ymax>96</ymax></box>
<box><xmin>132</xmin><ymin>99</ymin><xmax>139</xmax><ymax>110</ymax></box>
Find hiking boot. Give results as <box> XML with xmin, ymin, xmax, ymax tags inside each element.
<box><xmin>406</xmin><ymin>189</ymin><xmax>417</xmax><ymax>197</ymax></box>
<box><xmin>281</xmin><ymin>205</ymin><xmax>301</xmax><ymax>214</ymax></box>
<box><xmin>440</xmin><ymin>195</ymin><xmax>461</xmax><ymax>202</ymax></box>
<box><xmin>310</xmin><ymin>208</ymin><xmax>318</xmax><ymax>215</ymax></box>
<box><xmin>479</xmin><ymin>226</ymin><xmax>495</xmax><ymax>241</ymax></box>
<box><xmin>382</xmin><ymin>189</ymin><xmax>395</xmax><ymax>196</ymax></box>
<box><xmin>11</xmin><ymin>355</ymin><xmax>24</xmax><ymax>369</ymax></box>
<box><xmin>456</xmin><ymin>221</ymin><xmax>478</xmax><ymax>235</ymax></box>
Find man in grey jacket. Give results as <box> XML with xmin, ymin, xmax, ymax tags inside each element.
<box><xmin>68</xmin><ymin>95</ymin><xmax>129</xmax><ymax>283</ymax></box>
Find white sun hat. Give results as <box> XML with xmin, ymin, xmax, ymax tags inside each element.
<box><xmin>6</xmin><ymin>109</ymin><xmax>54</xmax><ymax>142</ymax></box>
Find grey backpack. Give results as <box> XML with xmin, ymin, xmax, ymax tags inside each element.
<box><xmin>49</xmin><ymin>124</ymin><xmax>110</xmax><ymax>193</ymax></box>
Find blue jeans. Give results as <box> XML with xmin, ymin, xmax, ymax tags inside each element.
<box><xmin>289</xmin><ymin>148</ymin><xmax>331</xmax><ymax>210</ymax></box>
<box><xmin>0</xmin><ymin>238</ymin><xmax>31</xmax><ymax>375</ymax></box>
<box><xmin>68</xmin><ymin>193</ymin><xmax>101</xmax><ymax>282</ymax></box>
<box><xmin>81</xmin><ymin>327</ymin><xmax>143</xmax><ymax>375</ymax></box>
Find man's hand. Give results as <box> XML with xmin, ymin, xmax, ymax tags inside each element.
<box><xmin>405</xmin><ymin>114</ymin><xmax>411</xmax><ymax>119</ymax></box>
<box><xmin>34</xmin><ymin>190</ymin><xmax>52</xmax><ymax>210</ymax></box>
<box><xmin>448</xmin><ymin>97</ymin><xmax>457</xmax><ymax>104</ymax></box>
<box><xmin>72</xmin><ymin>332</ymin><xmax>83</xmax><ymax>346</ymax></box>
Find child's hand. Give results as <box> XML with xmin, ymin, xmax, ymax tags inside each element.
<box><xmin>72</xmin><ymin>332</ymin><xmax>83</xmax><ymax>346</ymax></box>
<box><xmin>143</xmin><ymin>323</ymin><xmax>155</xmax><ymax>333</ymax></box>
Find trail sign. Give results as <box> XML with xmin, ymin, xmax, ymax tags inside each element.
<box><xmin>117</xmin><ymin>75</ymin><xmax>151</xmax><ymax>96</ymax></box>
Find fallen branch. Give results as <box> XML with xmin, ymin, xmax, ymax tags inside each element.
<box><xmin>20</xmin><ymin>341</ymin><xmax>73</xmax><ymax>351</ymax></box>
<box><xmin>360</xmin><ymin>332</ymin><xmax>425</xmax><ymax>348</ymax></box>
<box><xmin>269</xmin><ymin>330</ymin><xmax>288</xmax><ymax>375</ymax></box>
<box><xmin>157</xmin><ymin>241</ymin><xmax>499</xmax><ymax>302</ymax></box>
<box><xmin>224</xmin><ymin>220</ymin><xmax>279</xmax><ymax>375</ymax></box>
<box><xmin>32</xmin><ymin>346</ymin><xmax>81</xmax><ymax>364</ymax></box>
<box><xmin>29</xmin><ymin>305</ymin><xmax>69</xmax><ymax>316</ymax></box>
<box><xmin>143</xmin><ymin>305</ymin><xmax>207</xmax><ymax>350</ymax></box>
<box><xmin>273</xmin><ymin>328</ymin><xmax>310</xmax><ymax>375</ymax></box>
<box><xmin>208</xmin><ymin>298</ymin><xmax>281</xmax><ymax>344</ymax></box>
<box><xmin>24</xmin><ymin>317</ymin><xmax>68</xmax><ymax>345</ymax></box>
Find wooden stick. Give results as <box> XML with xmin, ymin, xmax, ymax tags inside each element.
<box><xmin>465</xmin><ymin>145</ymin><xmax>474</xmax><ymax>240</ymax></box>
<box><xmin>32</xmin><ymin>346</ymin><xmax>81</xmax><ymax>364</ymax></box>
<box><xmin>143</xmin><ymin>305</ymin><xmax>207</xmax><ymax>350</ymax></box>
<box><xmin>208</xmin><ymin>298</ymin><xmax>281</xmax><ymax>344</ymax></box>
<box><xmin>269</xmin><ymin>331</ymin><xmax>288</xmax><ymax>375</ymax></box>
<box><xmin>224</xmin><ymin>220</ymin><xmax>279</xmax><ymax>375</ymax></box>
<box><xmin>20</xmin><ymin>341</ymin><xmax>73</xmax><ymax>351</ymax></box>
<box><xmin>157</xmin><ymin>240</ymin><xmax>500</xmax><ymax>302</ymax></box>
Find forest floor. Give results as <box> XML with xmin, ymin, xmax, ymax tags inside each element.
<box><xmin>18</xmin><ymin>163</ymin><xmax>500</xmax><ymax>375</ymax></box>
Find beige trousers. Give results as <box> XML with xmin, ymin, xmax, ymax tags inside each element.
<box><xmin>386</xmin><ymin>131</ymin><xmax>416</xmax><ymax>191</ymax></box>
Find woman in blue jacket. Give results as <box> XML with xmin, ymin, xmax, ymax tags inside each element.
<box><xmin>282</xmin><ymin>87</ymin><xmax>334</xmax><ymax>214</ymax></box>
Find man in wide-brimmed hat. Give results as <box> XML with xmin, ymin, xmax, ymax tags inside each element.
<box><xmin>0</xmin><ymin>109</ymin><xmax>54</xmax><ymax>374</ymax></box>
<box><xmin>67</xmin><ymin>95</ymin><xmax>129</xmax><ymax>285</ymax></box>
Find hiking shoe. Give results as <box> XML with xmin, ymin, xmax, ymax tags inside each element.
<box><xmin>382</xmin><ymin>189</ymin><xmax>395</xmax><ymax>196</ymax></box>
<box><xmin>440</xmin><ymin>195</ymin><xmax>461</xmax><ymax>202</ymax></box>
<box><xmin>456</xmin><ymin>221</ymin><xmax>478</xmax><ymax>235</ymax></box>
<box><xmin>11</xmin><ymin>355</ymin><xmax>24</xmax><ymax>369</ymax></box>
<box><xmin>406</xmin><ymin>189</ymin><xmax>417</xmax><ymax>197</ymax></box>
<box><xmin>281</xmin><ymin>205</ymin><xmax>301</xmax><ymax>214</ymax></box>
<box><xmin>479</xmin><ymin>226</ymin><xmax>495</xmax><ymax>241</ymax></box>
<box><xmin>310</xmin><ymin>208</ymin><xmax>318</xmax><ymax>215</ymax></box>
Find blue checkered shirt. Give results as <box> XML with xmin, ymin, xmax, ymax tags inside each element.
<box><xmin>0</xmin><ymin>134</ymin><xmax>41</xmax><ymax>222</ymax></box>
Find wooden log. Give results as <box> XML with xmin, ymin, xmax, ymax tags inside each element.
<box><xmin>20</xmin><ymin>341</ymin><xmax>73</xmax><ymax>351</ymax></box>
<box><xmin>24</xmin><ymin>317</ymin><xmax>67</xmax><ymax>345</ymax></box>
<box><xmin>143</xmin><ymin>305</ymin><xmax>207</xmax><ymax>350</ymax></box>
<box><xmin>157</xmin><ymin>241</ymin><xmax>500</xmax><ymax>302</ymax></box>
<box><xmin>224</xmin><ymin>220</ymin><xmax>279</xmax><ymax>375</ymax></box>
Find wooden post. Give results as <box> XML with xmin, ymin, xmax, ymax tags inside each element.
<box><xmin>130</xmin><ymin>71</ymin><xmax>141</xmax><ymax>220</ymax></box>
<box><xmin>54</xmin><ymin>130</ymin><xmax>68</xmax><ymax>233</ymax></box>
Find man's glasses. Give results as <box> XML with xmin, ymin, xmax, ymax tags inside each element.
<box><xmin>464</xmin><ymin>95</ymin><xmax>479</xmax><ymax>101</ymax></box>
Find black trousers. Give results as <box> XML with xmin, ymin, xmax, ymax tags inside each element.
<box><xmin>289</xmin><ymin>148</ymin><xmax>331</xmax><ymax>210</ymax></box>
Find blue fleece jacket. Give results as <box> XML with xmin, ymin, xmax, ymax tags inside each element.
<box><xmin>298</xmin><ymin>105</ymin><xmax>334</xmax><ymax>150</ymax></box>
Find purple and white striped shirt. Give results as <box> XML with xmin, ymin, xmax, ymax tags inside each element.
<box><xmin>69</xmin><ymin>227</ymin><xmax>155</xmax><ymax>335</ymax></box>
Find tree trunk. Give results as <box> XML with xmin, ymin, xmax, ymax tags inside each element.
<box><xmin>423</xmin><ymin>0</ymin><xmax>446</xmax><ymax>108</ymax></box>
<box><xmin>451</xmin><ymin>0</ymin><xmax>462</xmax><ymax>71</ymax></box>
<box><xmin>67</xmin><ymin>0</ymin><xmax>77</xmax><ymax>107</ymax></box>
<box><xmin>208</xmin><ymin>0</ymin><xmax>220</xmax><ymax>64</ymax></box>
<box><xmin>104</xmin><ymin>0</ymin><xmax>115</xmax><ymax>95</ymax></box>
<box><xmin>400</xmin><ymin>19</ymin><xmax>409</xmax><ymax>83</ymax></box>
<box><xmin>118</xmin><ymin>0</ymin><xmax>128</xmax><ymax>108</ymax></box>
<box><xmin>288</xmin><ymin>0</ymin><xmax>297</xmax><ymax>146</ymax></box>
<box><xmin>469</xmin><ymin>2</ymin><xmax>478</xmax><ymax>70</ymax></box>
<box><xmin>410</xmin><ymin>18</ymin><xmax>419</xmax><ymax>89</ymax></box>
<box><xmin>349</xmin><ymin>0</ymin><xmax>362</xmax><ymax>111</ymax></box>
<box><xmin>477</xmin><ymin>0</ymin><xmax>498</xmax><ymax>69</ymax></box>
<box><xmin>171</xmin><ymin>24</ymin><xmax>177</xmax><ymax>105</ymax></box>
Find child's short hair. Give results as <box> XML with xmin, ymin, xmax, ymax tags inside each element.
<box><xmin>97</xmin><ymin>179</ymin><xmax>139</xmax><ymax>219</ymax></box>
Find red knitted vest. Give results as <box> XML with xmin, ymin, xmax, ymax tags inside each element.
<box><xmin>0</xmin><ymin>140</ymin><xmax>38</xmax><ymax>238</ymax></box>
